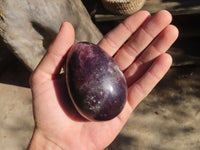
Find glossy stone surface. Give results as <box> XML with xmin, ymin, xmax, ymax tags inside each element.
<box><xmin>66</xmin><ymin>42</ymin><xmax>127</xmax><ymax>121</ymax></box>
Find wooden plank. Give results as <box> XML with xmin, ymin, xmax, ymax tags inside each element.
<box><xmin>143</xmin><ymin>0</ymin><xmax>200</xmax><ymax>15</ymax></box>
<box><xmin>95</xmin><ymin>0</ymin><xmax>200</xmax><ymax>22</ymax></box>
<box><xmin>0</xmin><ymin>0</ymin><xmax>102</xmax><ymax>71</ymax></box>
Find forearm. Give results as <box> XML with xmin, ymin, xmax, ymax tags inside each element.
<box><xmin>28</xmin><ymin>129</ymin><xmax>63</xmax><ymax>150</ymax></box>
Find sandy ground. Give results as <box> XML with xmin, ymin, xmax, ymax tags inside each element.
<box><xmin>0</xmin><ymin>83</ymin><xmax>33</xmax><ymax>150</ymax></box>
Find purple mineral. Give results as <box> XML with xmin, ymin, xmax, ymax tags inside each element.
<box><xmin>66</xmin><ymin>42</ymin><xmax>127</xmax><ymax>121</ymax></box>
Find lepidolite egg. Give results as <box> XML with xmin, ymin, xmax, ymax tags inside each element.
<box><xmin>66</xmin><ymin>42</ymin><xmax>127</xmax><ymax>121</ymax></box>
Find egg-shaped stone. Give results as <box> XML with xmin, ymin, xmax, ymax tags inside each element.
<box><xmin>66</xmin><ymin>42</ymin><xmax>127</xmax><ymax>121</ymax></box>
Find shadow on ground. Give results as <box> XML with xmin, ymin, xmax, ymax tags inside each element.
<box><xmin>0</xmin><ymin>38</ymin><xmax>31</xmax><ymax>88</ymax></box>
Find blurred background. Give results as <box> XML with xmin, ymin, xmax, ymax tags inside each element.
<box><xmin>0</xmin><ymin>0</ymin><xmax>200</xmax><ymax>149</ymax></box>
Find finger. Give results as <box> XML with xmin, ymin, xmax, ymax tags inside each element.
<box><xmin>127</xmin><ymin>53</ymin><xmax>172</xmax><ymax>111</ymax></box>
<box><xmin>124</xmin><ymin>25</ymin><xmax>178</xmax><ymax>86</ymax></box>
<box><xmin>98</xmin><ymin>10</ymin><xmax>151</xmax><ymax>56</ymax></box>
<box><xmin>114</xmin><ymin>10</ymin><xmax>172</xmax><ymax>71</ymax></box>
<box><xmin>136</xmin><ymin>25</ymin><xmax>179</xmax><ymax>66</ymax></box>
<box><xmin>33</xmin><ymin>22</ymin><xmax>75</xmax><ymax>80</ymax></box>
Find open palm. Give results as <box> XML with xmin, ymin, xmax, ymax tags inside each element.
<box><xmin>29</xmin><ymin>10</ymin><xmax>178</xmax><ymax>150</ymax></box>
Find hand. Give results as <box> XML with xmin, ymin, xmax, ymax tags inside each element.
<box><xmin>28</xmin><ymin>10</ymin><xmax>178</xmax><ymax>150</ymax></box>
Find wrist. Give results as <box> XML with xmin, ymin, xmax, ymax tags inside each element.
<box><xmin>28</xmin><ymin>129</ymin><xmax>63</xmax><ymax>150</ymax></box>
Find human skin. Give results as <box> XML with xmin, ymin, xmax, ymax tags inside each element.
<box><xmin>28</xmin><ymin>10</ymin><xmax>179</xmax><ymax>150</ymax></box>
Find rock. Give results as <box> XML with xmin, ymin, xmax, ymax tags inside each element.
<box><xmin>66</xmin><ymin>42</ymin><xmax>127</xmax><ymax>121</ymax></box>
<box><xmin>0</xmin><ymin>0</ymin><xmax>102</xmax><ymax>70</ymax></box>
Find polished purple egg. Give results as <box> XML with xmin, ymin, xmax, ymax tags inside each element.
<box><xmin>66</xmin><ymin>42</ymin><xmax>127</xmax><ymax>121</ymax></box>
